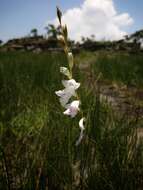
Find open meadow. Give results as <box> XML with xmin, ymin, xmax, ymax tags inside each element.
<box><xmin>0</xmin><ymin>51</ymin><xmax>143</xmax><ymax>190</ymax></box>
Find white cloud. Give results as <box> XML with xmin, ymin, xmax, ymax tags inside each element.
<box><xmin>51</xmin><ymin>0</ymin><xmax>134</xmax><ymax>41</ymax></box>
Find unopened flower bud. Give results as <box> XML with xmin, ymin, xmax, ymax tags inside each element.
<box><xmin>63</xmin><ymin>24</ymin><xmax>68</xmax><ymax>41</ymax></box>
<box><xmin>60</xmin><ymin>67</ymin><xmax>71</xmax><ymax>78</ymax></box>
<box><xmin>58</xmin><ymin>35</ymin><xmax>65</xmax><ymax>43</ymax></box>
<box><xmin>68</xmin><ymin>52</ymin><xmax>74</xmax><ymax>70</ymax></box>
<box><xmin>57</xmin><ymin>7</ymin><xmax>62</xmax><ymax>25</ymax></box>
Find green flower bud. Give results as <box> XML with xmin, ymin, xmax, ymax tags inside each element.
<box><xmin>57</xmin><ymin>35</ymin><xmax>66</xmax><ymax>46</ymax></box>
<box><xmin>68</xmin><ymin>52</ymin><xmax>74</xmax><ymax>70</ymax></box>
<box><xmin>63</xmin><ymin>25</ymin><xmax>68</xmax><ymax>41</ymax></box>
<box><xmin>60</xmin><ymin>67</ymin><xmax>71</xmax><ymax>78</ymax></box>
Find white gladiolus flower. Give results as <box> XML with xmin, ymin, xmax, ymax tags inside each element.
<box><xmin>59</xmin><ymin>87</ymin><xmax>76</xmax><ymax>107</ymax></box>
<box><xmin>63</xmin><ymin>100</ymin><xmax>80</xmax><ymax>118</ymax></box>
<box><xmin>76</xmin><ymin>117</ymin><xmax>85</xmax><ymax>146</ymax></box>
<box><xmin>55</xmin><ymin>79</ymin><xmax>80</xmax><ymax>107</ymax></box>
<box><xmin>55</xmin><ymin>86</ymin><xmax>76</xmax><ymax>107</ymax></box>
<box><xmin>62</xmin><ymin>79</ymin><xmax>80</xmax><ymax>90</ymax></box>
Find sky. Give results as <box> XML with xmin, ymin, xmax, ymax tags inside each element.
<box><xmin>0</xmin><ymin>0</ymin><xmax>143</xmax><ymax>42</ymax></box>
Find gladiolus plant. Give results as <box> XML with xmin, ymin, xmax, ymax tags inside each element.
<box><xmin>55</xmin><ymin>7</ymin><xmax>85</xmax><ymax>145</ymax></box>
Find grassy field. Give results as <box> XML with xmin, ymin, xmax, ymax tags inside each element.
<box><xmin>0</xmin><ymin>51</ymin><xmax>143</xmax><ymax>190</ymax></box>
<box><xmin>76</xmin><ymin>51</ymin><xmax>143</xmax><ymax>86</ymax></box>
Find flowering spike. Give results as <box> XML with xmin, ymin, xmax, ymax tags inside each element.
<box><xmin>55</xmin><ymin>7</ymin><xmax>86</xmax><ymax>146</ymax></box>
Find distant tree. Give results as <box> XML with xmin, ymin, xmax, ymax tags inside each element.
<box><xmin>30</xmin><ymin>28</ymin><xmax>38</xmax><ymax>37</ymax></box>
<box><xmin>132</xmin><ymin>30</ymin><xmax>143</xmax><ymax>39</ymax></box>
<box><xmin>45</xmin><ymin>24</ymin><xmax>61</xmax><ymax>39</ymax></box>
<box><xmin>0</xmin><ymin>40</ymin><xmax>3</xmax><ymax>46</ymax></box>
<box><xmin>129</xmin><ymin>30</ymin><xmax>143</xmax><ymax>42</ymax></box>
<box><xmin>124</xmin><ymin>35</ymin><xmax>129</xmax><ymax>41</ymax></box>
<box><xmin>91</xmin><ymin>34</ymin><xmax>95</xmax><ymax>41</ymax></box>
<box><xmin>81</xmin><ymin>36</ymin><xmax>86</xmax><ymax>43</ymax></box>
<box><xmin>44</xmin><ymin>26</ymin><xmax>49</xmax><ymax>36</ymax></box>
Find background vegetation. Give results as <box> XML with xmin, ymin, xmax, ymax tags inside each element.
<box><xmin>0</xmin><ymin>51</ymin><xmax>143</xmax><ymax>190</ymax></box>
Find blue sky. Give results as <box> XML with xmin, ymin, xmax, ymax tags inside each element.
<box><xmin>114</xmin><ymin>0</ymin><xmax>143</xmax><ymax>33</ymax></box>
<box><xmin>0</xmin><ymin>0</ymin><xmax>142</xmax><ymax>42</ymax></box>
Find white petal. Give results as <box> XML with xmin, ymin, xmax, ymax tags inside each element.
<box><xmin>62</xmin><ymin>79</ymin><xmax>80</xmax><ymax>90</ymax></box>
<box><xmin>63</xmin><ymin>108</ymin><xmax>70</xmax><ymax>115</ymax></box>
<box><xmin>60</xmin><ymin>97</ymin><xmax>69</xmax><ymax>107</ymax></box>
<box><xmin>55</xmin><ymin>86</ymin><xmax>76</xmax><ymax>107</ymax></box>
<box><xmin>61</xmin><ymin>88</ymin><xmax>76</xmax><ymax>107</ymax></box>
<box><xmin>55</xmin><ymin>90</ymin><xmax>66</xmax><ymax>97</ymax></box>
<box><xmin>68</xmin><ymin>52</ymin><xmax>72</xmax><ymax>56</ymax></box>
<box><xmin>63</xmin><ymin>107</ymin><xmax>78</xmax><ymax>118</ymax></box>
<box><xmin>55</xmin><ymin>86</ymin><xmax>75</xmax><ymax>98</ymax></box>
<box><xmin>63</xmin><ymin>100</ymin><xmax>80</xmax><ymax>118</ymax></box>
<box><xmin>59</xmin><ymin>92</ymin><xmax>73</xmax><ymax>107</ymax></box>
<box><xmin>76</xmin><ymin>117</ymin><xmax>86</xmax><ymax>146</ymax></box>
<box><xmin>65</xmin><ymin>86</ymin><xmax>76</xmax><ymax>96</ymax></box>
<box><xmin>62</xmin><ymin>80</ymin><xmax>70</xmax><ymax>88</ymax></box>
<box><xmin>74</xmin><ymin>82</ymin><xmax>80</xmax><ymax>89</ymax></box>
<box><xmin>71</xmin><ymin>100</ymin><xmax>80</xmax><ymax>109</ymax></box>
<box><xmin>79</xmin><ymin>117</ymin><xmax>85</xmax><ymax>131</ymax></box>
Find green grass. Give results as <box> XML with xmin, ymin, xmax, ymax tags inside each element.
<box><xmin>0</xmin><ymin>51</ymin><xmax>142</xmax><ymax>190</ymax></box>
<box><xmin>76</xmin><ymin>51</ymin><xmax>143</xmax><ymax>86</ymax></box>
